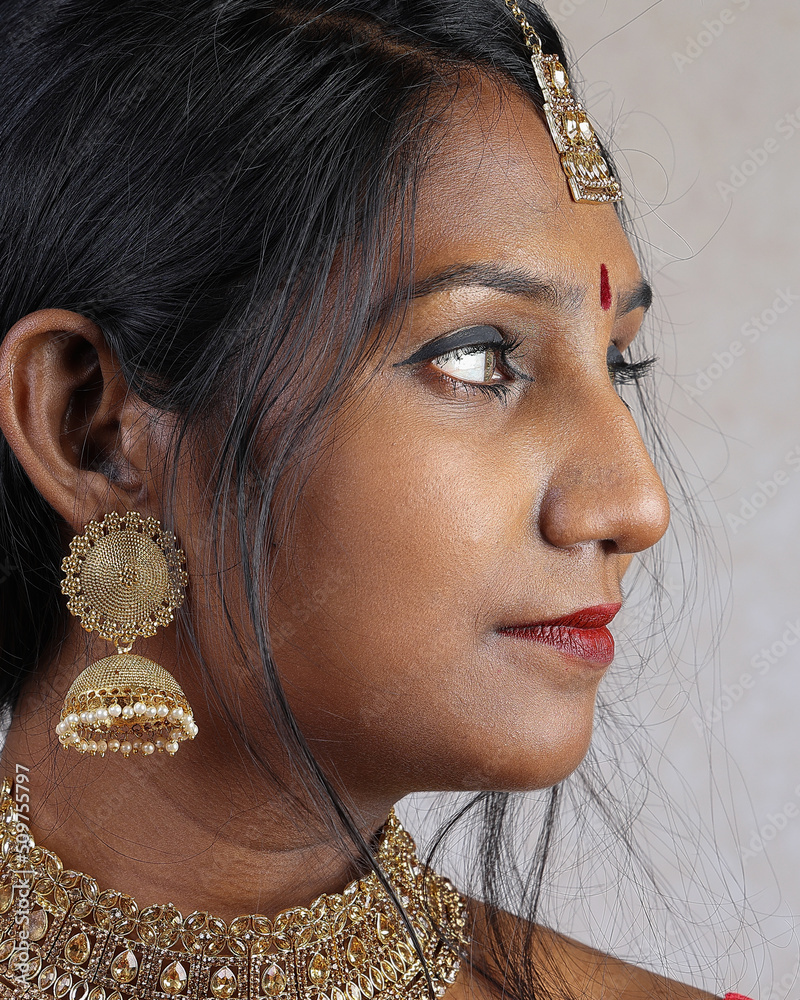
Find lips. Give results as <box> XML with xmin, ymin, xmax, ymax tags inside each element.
<box><xmin>498</xmin><ymin>602</ymin><xmax>622</xmax><ymax>666</ymax></box>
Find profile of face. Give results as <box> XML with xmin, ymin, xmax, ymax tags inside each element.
<box><xmin>235</xmin><ymin>81</ymin><xmax>670</xmax><ymax>800</ymax></box>
<box><xmin>1</xmin><ymin>77</ymin><xmax>669</xmax><ymax>815</ymax></box>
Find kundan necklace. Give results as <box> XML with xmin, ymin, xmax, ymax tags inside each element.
<box><xmin>0</xmin><ymin>778</ymin><xmax>469</xmax><ymax>1000</ymax></box>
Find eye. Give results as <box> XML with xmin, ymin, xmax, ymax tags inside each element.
<box><xmin>428</xmin><ymin>334</ymin><xmax>528</xmax><ymax>399</ymax></box>
<box><xmin>393</xmin><ymin>325</ymin><xmax>529</xmax><ymax>400</ymax></box>
<box><xmin>430</xmin><ymin>344</ymin><xmax>506</xmax><ymax>385</ymax></box>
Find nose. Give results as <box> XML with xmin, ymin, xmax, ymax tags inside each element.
<box><xmin>538</xmin><ymin>393</ymin><xmax>670</xmax><ymax>555</ymax></box>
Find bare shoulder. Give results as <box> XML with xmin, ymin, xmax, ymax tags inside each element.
<box><xmin>449</xmin><ymin>898</ymin><xmax>720</xmax><ymax>1000</ymax></box>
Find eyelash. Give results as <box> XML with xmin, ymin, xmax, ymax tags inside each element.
<box><xmin>430</xmin><ymin>337</ymin><xmax>525</xmax><ymax>400</ymax></box>
<box><xmin>607</xmin><ymin>355</ymin><xmax>658</xmax><ymax>385</ymax></box>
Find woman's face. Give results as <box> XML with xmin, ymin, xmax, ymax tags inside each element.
<box><xmin>255</xmin><ymin>80</ymin><xmax>670</xmax><ymax>802</ymax></box>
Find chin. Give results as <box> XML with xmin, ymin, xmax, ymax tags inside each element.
<box><xmin>452</xmin><ymin>728</ymin><xmax>595</xmax><ymax>793</ymax></box>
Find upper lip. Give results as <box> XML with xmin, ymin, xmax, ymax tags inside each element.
<box><xmin>500</xmin><ymin>602</ymin><xmax>623</xmax><ymax>630</ymax></box>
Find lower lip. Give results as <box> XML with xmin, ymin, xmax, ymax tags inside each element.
<box><xmin>498</xmin><ymin>623</ymin><xmax>615</xmax><ymax>666</ymax></box>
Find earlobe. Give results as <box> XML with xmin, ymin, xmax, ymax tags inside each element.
<box><xmin>0</xmin><ymin>308</ymin><xmax>151</xmax><ymax>532</ymax></box>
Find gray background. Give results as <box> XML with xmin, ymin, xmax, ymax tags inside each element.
<box><xmin>400</xmin><ymin>0</ymin><xmax>800</xmax><ymax>995</ymax></box>
<box><xmin>559</xmin><ymin>1</ymin><xmax>800</xmax><ymax>993</ymax></box>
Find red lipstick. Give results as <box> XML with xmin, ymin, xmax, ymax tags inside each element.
<box><xmin>498</xmin><ymin>603</ymin><xmax>622</xmax><ymax>666</ymax></box>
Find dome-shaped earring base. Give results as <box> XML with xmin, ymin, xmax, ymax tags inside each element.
<box><xmin>56</xmin><ymin>653</ymin><xmax>198</xmax><ymax>758</ymax></box>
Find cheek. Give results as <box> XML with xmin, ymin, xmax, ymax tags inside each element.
<box><xmin>275</xmin><ymin>411</ymin><xmax>523</xmax><ymax>652</ymax></box>
<box><xmin>266</xmin><ymin>392</ymin><xmax>600</xmax><ymax>793</ymax></box>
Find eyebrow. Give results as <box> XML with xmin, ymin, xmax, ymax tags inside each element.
<box><xmin>384</xmin><ymin>262</ymin><xmax>653</xmax><ymax>319</ymax></box>
<box><xmin>405</xmin><ymin>263</ymin><xmax>585</xmax><ymax>312</ymax></box>
<box><xmin>618</xmin><ymin>278</ymin><xmax>653</xmax><ymax>317</ymax></box>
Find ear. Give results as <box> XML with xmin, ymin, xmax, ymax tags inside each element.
<box><xmin>0</xmin><ymin>308</ymin><xmax>166</xmax><ymax>532</ymax></box>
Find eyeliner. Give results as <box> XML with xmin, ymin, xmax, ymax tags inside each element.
<box><xmin>393</xmin><ymin>325</ymin><xmax>504</xmax><ymax>367</ymax></box>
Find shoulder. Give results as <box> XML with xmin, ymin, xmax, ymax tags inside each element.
<box><xmin>450</xmin><ymin>897</ymin><xmax>721</xmax><ymax>1000</ymax></box>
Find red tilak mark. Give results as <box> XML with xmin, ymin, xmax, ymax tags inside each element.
<box><xmin>600</xmin><ymin>263</ymin><xmax>612</xmax><ymax>311</ymax></box>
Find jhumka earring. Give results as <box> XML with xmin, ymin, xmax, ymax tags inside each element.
<box><xmin>504</xmin><ymin>0</ymin><xmax>623</xmax><ymax>204</ymax></box>
<box><xmin>56</xmin><ymin>510</ymin><xmax>198</xmax><ymax>759</ymax></box>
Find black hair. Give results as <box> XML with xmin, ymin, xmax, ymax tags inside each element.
<box><xmin>0</xmin><ymin>1</ymin><xmax>736</xmax><ymax>998</ymax></box>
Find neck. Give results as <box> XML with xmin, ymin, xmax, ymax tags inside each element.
<box><xmin>0</xmin><ymin>640</ymin><xmax>471</xmax><ymax>1000</ymax></box>
<box><xmin>0</xmin><ymin>759</ymin><xmax>469</xmax><ymax>1000</ymax></box>
<box><xmin>2</xmin><ymin>663</ymin><xmax>391</xmax><ymax>923</ymax></box>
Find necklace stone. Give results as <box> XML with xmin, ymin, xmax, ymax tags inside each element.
<box><xmin>0</xmin><ymin>779</ymin><xmax>468</xmax><ymax>1000</ymax></box>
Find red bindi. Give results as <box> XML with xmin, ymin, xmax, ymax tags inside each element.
<box><xmin>600</xmin><ymin>263</ymin><xmax>612</xmax><ymax>311</ymax></box>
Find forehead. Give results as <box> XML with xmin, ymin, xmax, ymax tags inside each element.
<box><xmin>411</xmin><ymin>78</ymin><xmax>638</xmax><ymax>286</ymax></box>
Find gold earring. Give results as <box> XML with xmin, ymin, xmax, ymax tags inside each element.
<box><xmin>56</xmin><ymin>510</ymin><xmax>197</xmax><ymax>759</ymax></box>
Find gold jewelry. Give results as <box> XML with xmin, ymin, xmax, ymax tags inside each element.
<box><xmin>57</xmin><ymin>511</ymin><xmax>196</xmax><ymax>759</ymax></box>
<box><xmin>0</xmin><ymin>778</ymin><xmax>468</xmax><ymax>1000</ymax></box>
<box><xmin>504</xmin><ymin>0</ymin><xmax>623</xmax><ymax>204</ymax></box>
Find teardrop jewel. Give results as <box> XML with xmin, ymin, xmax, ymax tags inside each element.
<box><xmin>262</xmin><ymin>963</ymin><xmax>286</xmax><ymax>996</ymax></box>
<box><xmin>210</xmin><ymin>966</ymin><xmax>238</xmax><ymax>998</ymax></box>
<box><xmin>308</xmin><ymin>952</ymin><xmax>330</xmax><ymax>985</ymax></box>
<box><xmin>160</xmin><ymin>960</ymin><xmax>188</xmax><ymax>995</ymax></box>
<box><xmin>110</xmin><ymin>949</ymin><xmax>139</xmax><ymax>983</ymax></box>
<box><xmin>346</xmin><ymin>936</ymin><xmax>367</xmax><ymax>967</ymax></box>
<box><xmin>64</xmin><ymin>931</ymin><xmax>92</xmax><ymax>965</ymax></box>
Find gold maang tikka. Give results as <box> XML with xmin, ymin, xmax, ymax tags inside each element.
<box><xmin>504</xmin><ymin>0</ymin><xmax>623</xmax><ymax>204</ymax></box>
<box><xmin>57</xmin><ymin>510</ymin><xmax>197</xmax><ymax>759</ymax></box>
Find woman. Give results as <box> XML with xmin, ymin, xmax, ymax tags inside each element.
<box><xmin>0</xmin><ymin>1</ymin><xmax>756</xmax><ymax>998</ymax></box>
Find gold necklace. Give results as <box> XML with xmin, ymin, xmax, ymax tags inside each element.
<box><xmin>0</xmin><ymin>778</ymin><xmax>468</xmax><ymax>1000</ymax></box>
